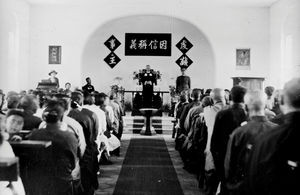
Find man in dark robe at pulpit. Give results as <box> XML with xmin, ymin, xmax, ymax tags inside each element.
<box><xmin>140</xmin><ymin>65</ymin><xmax>157</xmax><ymax>108</ymax></box>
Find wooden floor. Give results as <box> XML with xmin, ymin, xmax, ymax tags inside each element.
<box><xmin>95</xmin><ymin>134</ymin><xmax>201</xmax><ymax>195</ymax></box>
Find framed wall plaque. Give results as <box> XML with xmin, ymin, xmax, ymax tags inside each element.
<box><xmin>236</xmin><ymin>48</ymin><xmax>250</xmax><ymax>69</ymax></box>
<box><xmin>49</xmin><ymin>46</ymin><xmax>61</xmax><ymax>64</ymax></box>
<box><xmin>125</xmin><ymin>33</ymin><xmax>171</xmax><ymax>56</ymax></box>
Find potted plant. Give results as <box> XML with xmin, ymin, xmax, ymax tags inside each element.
<box><xmin>124</xmin><ymin>101</ymin><xmax>132</xmax><ymax>116</ymax></box>
<box><xmin>162</xmin><ymin>103</ymin><xmax>171</xmax><ymax>117</ymax></box>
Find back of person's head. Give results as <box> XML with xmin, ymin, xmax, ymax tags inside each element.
<box><xmin>283</xmin><ymin>77</ymin><xmax>300</xmax><ymax>109</ymax></box>
<box><xmin>7</xmin><ymin>95</ymin><xmax>20</xmax><ymax>109</ymax></box>
<box><xmin>94</xmin><ymin>93</ymin><xmax>107</xmax><ymax>106</ymax></box>
<box><xmin>179</xmin><ymin>92</ymin><xmax>188</xmax><ymax>103</ymax></box>
<box><xmin>71</xmin><ymin>91</ymin><xmax>83</xmax><ymax>108</ymax></box>
<box><xmin>202</xmin><ymin>96</ymin><xmax>214</xmax><ymax>108</ymax></box>
<box><xmin>83</xmin><ymin>94</ymin><xmax>94</xmax><ymax>105</ymax></box>
<box><xmin>231</xmin><ymin>86</ymin><xmax>247</xmax><ymax>103</ymax></box>
<box><xmin>205</xmin><ymin>89</ymin><xmax>212</xmax><ymax>96</ymax></box>
<box><xmin>18</xmin><ymin>95</ymin><xmax>38</xmax><ymax>113</ymax></box>
<box><xmin>6</xmin><ymin>91</ymin><xmax>18</xmax><ymax>99</ymax></box>
<box><xmin>109</xmin><ymin>92</ymin><xmax>117</xmax><ymax>100</ymax></box>
<box><xmin>42</xmin><ymin>100</ymin><xmax>64</xmax><ymax>124</ymax></box>
<box><xmin>191</xmin><ymin>88</ymin><xmax>202</xmax><ymax>101</ymax></box>
<box><xmin>56</xmin><ymin>98</ymin><xmax>70</xmax><ymax>113</ymax></box>
<box><xmin>210</xmin><ymin>88</ymin><xmax>224</xmax><ymax>103</ymax></box>
<box><xmin>264</xmin><ymin>86</ymin><xmax>275</xmax><ymax>97</ymax></box>
<box><xmin>244</xmin><ymin>90</ymin><xmax>267</xmax><ymax>113</ymax></box>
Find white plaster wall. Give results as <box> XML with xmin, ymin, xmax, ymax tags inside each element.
<box><xmin>81</xmin><ymin>15</ymin><xmax>215</xmax><ymax>93</ymax></box>
<box><xmin>0</xmin><ymin>0</ymin><xmax>30</xmax><ymax>93</ymax></box>
<box><xmin>28</xmin><ymin>1</ymin><xmax>270</xmax><ymax>92</ymax></box>
<box><xmin>270</xmin><ymin>0</ymin><xmax>300</xmax><ymax>88</ymax></box>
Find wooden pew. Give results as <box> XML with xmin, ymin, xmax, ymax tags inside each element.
<box><xmin>0</xmin><ymin>157</ymin><xmax>19</xmax><ymax>182</ymax></box>
<box><xmin>9</xmin><ymin>140</ymin><xmax>52</xmax><ymax>195</ymax></box>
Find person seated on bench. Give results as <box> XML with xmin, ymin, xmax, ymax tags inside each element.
<box><xmin>3</xmin><ymin>109</ymin><xmax>25</xmax><ymax>141</ymax></box>
<box><xmin>17</xmin><ymin>95</ymin><xmax>42</xmax><ymax>131</ymax></box>
<box><xmin>28</xmin><ymin>100</ymin><xmax>78</xmax><ymax>195</ymax></box>
<box><xmin>0</xmin><ymin>123</ymin><xmax>25</xmax><ymax>195</ymax></box>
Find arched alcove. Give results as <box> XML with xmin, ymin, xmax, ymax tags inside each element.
<box><xmin>81</xmin><ymin>15</ymin><xmax>216</xmax><ymax>93</ymax></box>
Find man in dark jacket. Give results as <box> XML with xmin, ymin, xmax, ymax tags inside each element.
<box><xmin>179</xmin><ymin>88</ymin><xmax>202</xmax><ymax>135</ymax></box>
<box><xmin>28</xmin><ymin>100</ymin><xmax>78</xmax><ymax>195</ymax></box>
<box><xmin>176</xmin><ymin>67</ymin><xmax>191</xmax><ymax>94</ymax></box>
<box><xmin>210</xmin><ymin>85</ymin><xmax>247</xmax><ymax>195</ymax></box>
<box><xmin>246</xmin><ymin>77</ymin><xmax>300</xmax><ymax>195</ymax></box>
<box><xmin>82</xmin><ymin>77</ymin><xmax>95</xmax><ymax>94</ymax></box>
<box><xmin>176</xmin><ymin>88</ymin><xmax>202</xmax><ymax>152</ymax></box>
<box><xmin>224</xmin><ymin>90</ymin><xmax>277</xmax><ymax>195</ymax></box>
<box><xmin>68</xmin><ymin>91</ymin><xmax>99</xmax><ymax>195</ymax></box>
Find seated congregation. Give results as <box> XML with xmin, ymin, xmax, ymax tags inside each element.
<box><xmin>0</xmin><ymin>77</ymin><xmax>299</xmax><ymax>195</ymax></box>
<box><xmin>0</xmin><ymin>86</ymin><xmax>123</xmax><ymax>195</ymax></box>
<box><xmin>174</xmin><ymin>77</ymin><xmax>299</xmax><ymax>195</ymax></box>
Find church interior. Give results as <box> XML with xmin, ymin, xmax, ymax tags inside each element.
<box><xmin>0</xmin><ymin>0</ymin><xmax>299</xmax><ymax>194</ymax></box>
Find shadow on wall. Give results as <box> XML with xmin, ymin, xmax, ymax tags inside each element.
<box><xmin>81</xmin><ymin>14</ymin><xmax>216</xmax><ymax>93</ymax></box>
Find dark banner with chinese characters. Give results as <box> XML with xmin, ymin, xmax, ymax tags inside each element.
<box><xmin>125</xmin><ymin>33</ymin><xmax>171</xmax><ymax>56</ymax></box>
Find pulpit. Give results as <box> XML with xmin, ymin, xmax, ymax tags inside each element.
<box><xmin>133</xmin><ymin>66</ymin><xmax>161</xmax><ymax>108</ymax></box>
<box><xmin>139</xmin><ymin>108</ymin><xmax>158</xmax><ymax>135</ymax></box>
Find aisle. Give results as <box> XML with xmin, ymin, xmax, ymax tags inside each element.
<box><xmin>113</xmin><ymin>137</ymin><xmax>184</xmax><ymax>195</ymax></box>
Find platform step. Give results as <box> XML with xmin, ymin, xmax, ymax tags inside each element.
<box><xmin>122</xmin><ymin>116</ymin><xmax>174</xmax><ymax>135</ymax></box>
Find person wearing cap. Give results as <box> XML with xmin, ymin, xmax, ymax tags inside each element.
<box><xmin>176</xmin><ymin>67</ymin><xmax>191</xmax><ymax>95</ymax></box>
<box><xmin>48</xmin><ymin>70</ymin><xmax>60</xmax><ymax>88</ymax></box>
<box><xmin>246</xmin><ymin>77</ymin><xmax>300</xmax><ymax>195</ymax></box>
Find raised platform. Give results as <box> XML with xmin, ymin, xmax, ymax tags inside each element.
<box><xmin>123</xmin><ymin>115</ymin><xmax>174</xmax><ymax>135</ymax></box>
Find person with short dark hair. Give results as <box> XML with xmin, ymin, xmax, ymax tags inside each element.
<box><xmin>178</xmin><ymin>88</ymin><xmax>202</xmax><ymax>135</ymax></box>
<box><xmin>224</xmin><ymin>89</ymin><xmax>231</xmax><ymax>105</ymax></box>
<box><xmin>18</xmin><ymin>95</ymin><xmax>42</xmax><ymax>131</ymax></box>
<box><xmin>108</xmin><ymin>93</ymin><xmax>124</xmax><ymax>140</ymax></box>
<box><xmin>210</xmin><ymin>85</ymin><xmax>248</xmax><ymax>195</ymax></box>
<box><xmin>176</xmin><ymin>67</ymin><xmax>191</xmax><ymax>95</ymax></box>
<box><xmin>64</xmin><ymin>82</ymin><xmax>72</xmax><ymax>95</ymax></box>
<box><xmin>175</xmin><ymin>89</ymin><xmax>202</xmax><ymax>154</ymax></box>
<box><xmin>224</xmin><ymin>91</ymin><xmax>277</xmax><ymax>194</ymax></box>
<box><xmin>246</xmin><ymin>77</ymin><xmax>300</xmax><ymax>195</ymax></box>
<box><xmin>69</xmin><ymin>91</ymin><xmax>100</xmax><ymax>195</ymax></box>
<box><xmin>28</xmin><ymin>100</ymin><xmax>78</xmax><ymax>195</ymax></box>
<box><xmin>82</xmin><ymin>77</ymin><xmax>95</xmax><ymax>94</ymax></box>
<box><xmin>6</xmin><ymin>94</ymin><xmax>20</xmax><ymax>112</ymax></box>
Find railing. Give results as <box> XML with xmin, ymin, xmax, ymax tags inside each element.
<box><xmin>124</xmin><ymin>90</ymin><xmax>170</xmax><ymax>107</ymax></box>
